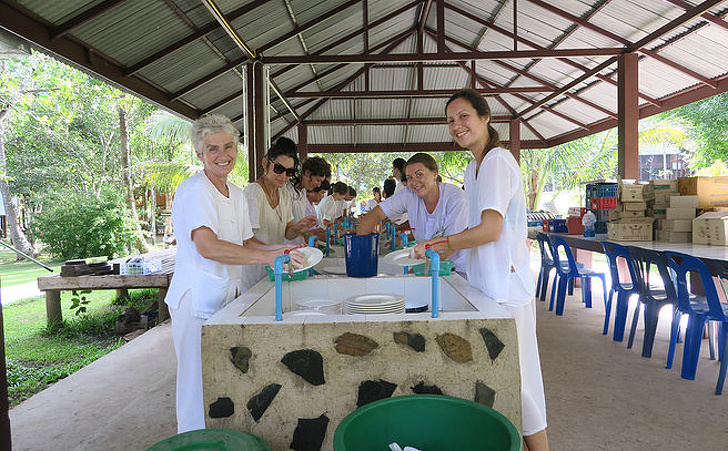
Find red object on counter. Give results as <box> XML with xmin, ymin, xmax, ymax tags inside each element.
<box><xmin>567</xmin><ymin>216</ymin><xmax>585</xmax><ymax>235</ymax></box>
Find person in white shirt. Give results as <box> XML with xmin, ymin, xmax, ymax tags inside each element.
<box><xmin>317</xmin><ymin>182</ymin><xmax>348</xmax><ymax>227</ymax></box>
<box><xmin>284</xmin><ymin>156</ymin><xmax>331</xmax><ymax>244</ymax></box>
<box><xmin>165</xmin><ymin>115</ymin><xmax>304</xmax><ymax>434</ymax></box>
<box><xmin>364</xmin><ymin>187</ymin><xmax>382</xmax><ymax>212</ymax></box>
<box><xmin>242</xmin><ymin>137</ymin><xmax>317</xmax><ymax>288</ymax></box>
<box><xmin>390</xmin><ymin>158</ymin><xmax>409</xmax><ymax>225</ymax></box>
<box><xmin>414</xmin><ymin>89</ymin><xmax>550</xmax><ymax>451</ymax></box>
<box><xmin>357</xmin><ymin>153</ymin><xmax>469</xmax><ymax>275</ymax></box>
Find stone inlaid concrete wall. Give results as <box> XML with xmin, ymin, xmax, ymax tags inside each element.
<box><xmin>202</xmin><ymin>318</ymin><xmax>520</xmax><ymax>451</ymax></box>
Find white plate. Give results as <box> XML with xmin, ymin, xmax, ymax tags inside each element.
<box><xmin>287</xmin><ymin>247</ymin><xmax>324</xmax><ymax>273</ymax></box>
<box><xmin>383</xmin><ymin>248</ymin><xmax>425</xmax><ymax>267</ymax></box>
<box><xmin>345</xmin><ymin>293</ymin><xmax>405</xmax><ymax>307</ymax></box>
<box><xmin>296</xmin><ymin>299</ymin><xmax>341</xmax><ymax>311</ymax></box>
<box><xmin>322</xmin><ymin>265</ymin><xmax>347</xmax><ymax>275</ymax></box>
<box><xmin>282</xmin><ymin>310</ymin><xmax>328</xmax><ymax>319</ymax></box>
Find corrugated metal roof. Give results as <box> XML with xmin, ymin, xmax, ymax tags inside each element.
<box><xmin>3</xmin><ymin>0</ymin><xmax>728</xmax><ymax>153</ymax></box>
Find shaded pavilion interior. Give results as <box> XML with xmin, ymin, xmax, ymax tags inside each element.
<box><xmin>2</xmin><ymin>0</ymin><xmax>728</xmax><ymax>447</ymax></box>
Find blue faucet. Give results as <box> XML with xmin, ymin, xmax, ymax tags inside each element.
<box><xmin>425</xmin><ymin>248</ymin><xmax>440</xmax><ymax>318</ymax></box>
<box><xmin>307</xmin><ymin>236</ymin><xmax>317</xmax><ymax>277</ymax></box>
<box><xmin>274</xmin><ymin>254</ymin><xmax>291</xmax><ymax>321</ymax></box>
<box><xmin>400</xmin><ymin>233</ymin><xmax>409</xmax><ymax>275</ymax></box>
<box><xmin>325</xmin><ymin>227</ymin><xmax>331</xmax><ymax>257</ymax></box>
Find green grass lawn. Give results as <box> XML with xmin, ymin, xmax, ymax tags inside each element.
<box><xmin>3</xmin><ymin>288</ymin><xmax>158</xmax><ymax>407</ymax></box>
<box><xmin>0</xmin><ymin>246</ymin><xmax>62</xmax><ymax>287</ymax></box>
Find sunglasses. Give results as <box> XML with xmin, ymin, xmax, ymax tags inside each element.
<box><xmin>267</xmin><ymin>158</ymin><xmax>296</xmax><ymax>177</ymax></box>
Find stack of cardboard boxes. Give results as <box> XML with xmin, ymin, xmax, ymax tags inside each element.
<box><xmin>658</xmin><ymin>195</ymin><xmax>699</xmax><ymax>243</ymax></box>
<box><xmin>681</xmin><ymin>176</ymin><xmax>728</xmax><ymax>245</ymax></box>
<box><xmin>607</xmin><ymin>181</ymin><xmax>654</xmax><ymax>241</ymax></box>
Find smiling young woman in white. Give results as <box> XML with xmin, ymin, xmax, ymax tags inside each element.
<box><xmin>357</xmin><ymin>152</ymin><xmax>469</xmax><ymax>276</ymax></box>
<box><xmin>414</xmin><ymin>89</ymin><xmax>550</xmax><ymax>451</ymax></box>
<box><xmin>165</xmin><ymin>115</ymin><xmax>304</xmax><ymax>433</ymax></box>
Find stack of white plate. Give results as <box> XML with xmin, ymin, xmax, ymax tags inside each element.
<box><xmin>295</xmin><ymin>299</ymin><xmax>342</xmax><ymax>314</ymax></box>
<box><xmin>345</xmin><ymin>293</ymin><xmax>406</xmax><ymax>315</ymax></box>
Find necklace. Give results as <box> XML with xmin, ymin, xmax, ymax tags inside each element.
<box><xmin>259</xmin><ymin>178</ymin><xmax>279</xmax><ymax>208</ymax></box>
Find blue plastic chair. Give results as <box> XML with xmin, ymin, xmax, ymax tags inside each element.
<box><xmin>625</xmin><ymin>247</ymin><xmax>678</xmax><ymax>358</ymax></box>
<box><xmin>663</xmin><ymin>251</ymin><xmax>728</xmax><ymax>395</ymax></box>
<box><xmin>535</xmin><ymin>232</ymin><xmax>557</xmax><ymax>303</ymax></box>
<box><xmin>601</xmin><ymin>241</ymin><xmax>639</xmax><ymax>338</ymax></box>
<box><xmin>549</xmin><ymin>235</ymin><xmax>607</xmax><ymax>317</ymax></box>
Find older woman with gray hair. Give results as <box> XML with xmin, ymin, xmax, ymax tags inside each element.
<box><xmin>165</xmin><ymin>114</ymin><xmax>304</xmax><ymax>433</ymax></box>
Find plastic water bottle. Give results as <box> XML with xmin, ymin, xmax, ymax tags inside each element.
<box><xmin>582</xmin><ymin>210</ymin><xmax>597</xmax><ymax>237</ymax></box>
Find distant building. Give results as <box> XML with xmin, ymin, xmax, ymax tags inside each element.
<box><xmin>639</xmin><ymin>143</ymin><xmax>691</xmax><ymax>181</ymax></box>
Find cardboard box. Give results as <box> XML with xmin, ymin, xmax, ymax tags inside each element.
<box><xmin>669</xmin><ymin>195</ymin><xmax>699</xmax><ymax>208</ymax></box>
<box><xmin>567</xmin><ymin>216</ymin><xmax>584</xmax><ymax>235</ymax></box>
<box><xmin>657</xmin><ymin>230</ymin><xmax>692</xmax><ymax>243</ymax></box>
<box><xmin>568</xmin><ymin>207</ymin><xmax>586</xmax><ymax>217</ymax></box>
<box><xmin>620</xmin><ymin>183</ymin><xmax>654</xmax><ymax>202</ymax></box>
<box><xmin>650</xmin><ymin>179</ymin><xmax>679</xmax><ymax>192</ymax></box>
<box><xmin>692</xmin><ymin>211</ymin><xmax>728</xmax><ymax>245</ymax></box>
<box><xmin>652</xmin><ymin>208</ymin><xmax>666</xmax><ymax>219</ymax></box>
<box><xmin>678</xmin><ymin>176</ymin><xmax>728</xmax><ymax>208</ymax></box>
<box><xmin>664</xmin><ymin>219</ymin><xmax>692</xmax><ymax>232</ymax></box>
<box><xmin>666</xmin><ymin>207</ymin><xmax>696</xmax><ymax>220</ymax></box>
<box><xmin>654</xmin><ymin>192</ymin><xmax>672</xmax><ymax>206</ymax></box>
<box><xmin>607</xmin><ymin>218</ymin><xmax>654</xmax><ymax>241</ymax></box>
<box><xmin>622</xmin><ymin>201</ymin><xmax>647</xmax><ymax>211</ymax></box>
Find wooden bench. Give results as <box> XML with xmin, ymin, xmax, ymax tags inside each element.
<box><xmin>37</xmin><ymin>249</ymin><xmax>176</xmax><ymax>328</ymax></box>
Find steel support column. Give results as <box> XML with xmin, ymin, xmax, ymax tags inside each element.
<box><xmin>618</xmin><ymin>53</ymin><xmax>639</xmax><ymax>180</ymax></box>
<box><xmin>298</xmin><ymin>124</ymin><xmax>308</xmax><ymax>161</ymax></box>
<box><xmin>253</xmin><ymin>62</ymin><xmax>266</xmax><ymax>181</ymax></box>
<box><xmin>509</xmin><ymin>118</ymin><xmax>521</xmax><ymax>163</ymax></box>
<box><xmin>246</xmin><ymin>63</ymin><xmax>257</xmax><ymax>182</ymax></box>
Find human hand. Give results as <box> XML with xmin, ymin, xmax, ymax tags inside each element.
<box><xmin>296</xmin><ymin>215</ymin><xmax>318</xmax><ymax>233</ymax></box>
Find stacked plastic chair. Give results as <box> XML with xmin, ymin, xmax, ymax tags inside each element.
<box><xmin>663</xmin><ymin>251</ymin><xmax>728</xmax><ymax>395</ymax></box>
<box><xmin>549</xmin><ymin>235</ymin><xmax>607</xmax><ymax>317</ymax></box>
<box><xmin>625</xmin><ymin>246</ymin><xmax>678</xmax><ymax>358</ymax></box>
<box><xmin>535</xmin><ymin>232</ymin><xmax>557</xmax><ymax>303</ymax></box>
<box><xmin>601</xmin><ymin>241</ymin><xmax>639</xmax><ymax>338</ymax></box>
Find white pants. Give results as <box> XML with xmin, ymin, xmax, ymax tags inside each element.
<box><xmin>169</xmin><ymin>292</ymin><xmax>206</xmax><ymax>433</ymax></box>
<box><xmin>505</xmin><ymin>300</ymin><xmax>548</xmax><ymax>436</ymax></box>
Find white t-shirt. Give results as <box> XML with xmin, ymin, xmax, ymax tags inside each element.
<box><xmin>241</xmin><ymin>182</ymin><xmax>293</xmax><ymax>288</ymax></box>
<box><xmin>379</xmin><ymin>182</ymin><xmax>469</xmax><ymax>273</ymax></box>
<box><xmin>464</xmin><ymin>147</ymin><xmax>535</xmax><ymax>306</ymax></box>
<box><xmin>284</xmin><ymin>183</ymin><xmax>308</xmax><ymax>245</ymax></box>
<box><xmin>390</xmin><ymin>181</ymin><xmax>409</xmax><ymax>224</ymax></box>
<box><xmin>165</xmin><ymin>171</ymin><xmax>253</xmax><ymax>318</ymax></box>
<box><xmin>365</xmin><ymin>198</ymin><xmax>380</xmax><ymax>212</ymax></box>
<box><xmin>317</xmin><ymin>194</ymin><xmax>345</xmax><ymax>223</ymax></box>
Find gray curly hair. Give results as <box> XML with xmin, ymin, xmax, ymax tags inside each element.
<box><xmin>191</xmin><ymin>114</ymin><xmax>240</xmax><ymax>155</ymax></box>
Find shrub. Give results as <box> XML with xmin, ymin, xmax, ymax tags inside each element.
<box><xmin>29</xmin><ymin>192</ymin><xmax>136</xmax><ymax>260</ymax></box>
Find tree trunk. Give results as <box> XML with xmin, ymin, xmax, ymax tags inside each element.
<box><xmin>0</xmin><ymin>115</ymin><xmax>35</xmax><ymax>259</ymax></box>
<box><xmin>118</xmin><ymin>104</ymin><xmax>149</xmax><ymax>253</ymax></box>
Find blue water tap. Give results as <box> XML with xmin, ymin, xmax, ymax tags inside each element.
<box><xmin>325</xmin><ymin>227</ymin><xmax>331</xmax><ymax>257</ymax></box>
<box><xmin>273</xmin><ymin>254</ymin><xmax>291</xmax><ymax>321</ymax></box>
<box><xmin>425</xmin><ymin>248</ymin><xmax>441</xmax><ymax>318</ymax></box>
<box><xmin>307</xmin><ymin>236</ymin><xmax>317</xmax><ymax>276</ymax></box>
<box><xmin>400</xmin><ymin>233</ymin><xmax>409</xmax><ymax>275</ymax></box>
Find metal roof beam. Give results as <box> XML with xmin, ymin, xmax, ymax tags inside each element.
<box><xmin>304</xmin><ymin>141</ymin><xmax>548</xmax><ymax>153</ymax></box>
<box><xmin>271</xmin><ymin>1</ymin><xmax>421</xmax><ymax>79</ymax></box>
<box><xmin>527</xmin><ymin>0</ymin><xmax>629</xmax><ymax>46</ymax></box>
<box><xmin>627</xmin><ymin>0</ymin><xmax>726</xmax><ymax>52</ymax></box>
<box><xmin>258</xmin><ymin>0</ymin><xmax>363</xmax><ymax>53</ymax></box>
<box><xmin>288</xmin><ymin>87</ymin><xmax>551</xmax><ymax>98</ymax></box>
<box><xmin>662</xmin><ymin>0</ymin><xmax>728</xmax><ymax>31</ymax></box>
<box><xmin>0</xmin><ymin>1</ymin><xmax>199</xmax><ymax>119</ymax></box>
<box><xmin>51</xmin><ymin>0</ymin><xmax>128</xmax><ymax>39</ymax></box>
<box><xmin>303</xmin><ymin>117</ymin><xmax>510</xmax><ymax>126</ymax></box>
<box><xmin>639</xmin><ymin>48</ymin><xmax>718</xmax><ymax>88</ymax></box>
<box><xmin>124</xmin><ymin>0</ymin><xmax>274</xmax><ymax>76</ymax></box>
<box><xmin>262</xmin><ymin>47</ymin><xmax>621</xmax><ymax>64</ymax></box>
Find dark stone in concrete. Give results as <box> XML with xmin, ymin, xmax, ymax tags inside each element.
<box><xmin>393</xmin><ymin>331</ymin><xmax>426</xmax><ymax>352</ymax></box>
<box><xmin>435</xmin><ymin>333</ymin><xmax>473</xmax><ymax>363</ymax></box>
<box><xmin>474</xmin><ymin>380</ymin><xmax>496</xmax><ymax>408</ymax></box>
<box><xmin>411</xmin><ymin>381</ymin><xmax>443</xmax><ymax>395</ymax></box>
<box><xmin>229</xmin><ymin>346</ymin><xmax>252</xmax><ymax>373</ymax></box>
<box><xmin>290</xmin><ymin>414</ymin><xmax>329</xmax><ymax>451</ymax></box>
<box><xmin>356</xmin><ymin>379</ymin><xmax>397</xmax><ymax>407</ymax></box>
<box><xmin>247</xmin><ymin>383</ymin><xmax>281</xmax><ymax>422</ymax></box>
<box><xmin>335</xmin><ymin>332</ymin><xmax>379</xmax><ymax>356</ymax></box>
<box><xmin>479</xmin><ymin>327</ymin><xmax>505</xmax><ymax>361</ymax></box>
<box><xmin>208</xmin><ymin>397</ymin><xmax>234</xmax><ymax>418</ymax></box>
<box><xmin>281</xmin><ymin>349</ymin><xmax>325</xmax><ymax>385</ymax></box>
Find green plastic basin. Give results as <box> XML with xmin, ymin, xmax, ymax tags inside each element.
<box><xmin>145</xmin><ymin>428</ymin><xmax>271</xmax><ymax>451</ymax></box>
<box><xmin>334</xmin><ymin>395</ymin><xmax>521</xmax><ymax>451</ymax></box>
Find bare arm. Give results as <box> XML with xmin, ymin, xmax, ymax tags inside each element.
<box><xmin>413</xmin><ymin>209</ymin><xmax>503</xmax><ymax>257</ymax></box>
<box><xmin>192</xmin><ymin>227</ymin><xmax>304</xmax><ymax>267</ymax></box>
<box><xmin>356</xmin><ymin>206</ymin><xmax>387</xmax><ymax>235</ymax></box>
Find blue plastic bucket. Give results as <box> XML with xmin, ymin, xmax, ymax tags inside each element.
<box><xmin>344</xmin><ymin>233</ymin><xmax>379</xmax><ymax>277</ymax></box>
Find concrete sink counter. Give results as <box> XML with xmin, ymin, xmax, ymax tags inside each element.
<box><xmin>202</xmin><ymin>261</ymin><xmax>521</xmax><ymax>451</ymax></box>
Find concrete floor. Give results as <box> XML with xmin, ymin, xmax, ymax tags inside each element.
<box><xmin>9</xmin><ymin>267</ymin><xmax>728</xmax><ymax>450</ymax></box>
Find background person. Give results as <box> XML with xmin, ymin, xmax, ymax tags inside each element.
<box><xmin>165</xmin><ymin>115</ymin><xmax>303</xmax><ymax>433</ymax></box>
<box><xmin>241</xmin><ymin>137</ymin><xmax>317</xmax><ymax>287</ymax></box>
<box><xmin>317</xmin><ymin>181</ymin><xmax>348</xmax><ymax>227</ymax></box>
<box><xmin>365</xmin><ymin>187</ymin><xmax>382</xmax><ymax>212</ymax></box>
<box><xmin>414</xmin><ymin>89</ymin><xmax>549</xmax><ymax>451</ymax></box>
<box><xmin>285</xmin><ymin>156</ymin><xmax>331</xmax><ymax>244</ymax></box>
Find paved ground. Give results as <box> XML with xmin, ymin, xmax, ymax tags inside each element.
<box><xmin>8</xmin><ymin>257</ymin><xmax>728</xmax><ymax>450</ymax></box>
<box><xmin>0</xmin><ymin>281</ymin><xmax>43</xmax><ymax>305</ymax></box>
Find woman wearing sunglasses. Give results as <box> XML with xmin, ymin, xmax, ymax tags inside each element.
<box><xmin>284</xmin><ymin>156</ymin><xmax>331</xmax><ymax>244</ymax></box>
<box><xmin>241</xmin><ymin>137</ymin><xmax>318</xmax><ymax>288</ymax></box>
<box><xmin>356</xmin><ymin>153</ymin><xmax>469</xmax><ymax>276</ymax></box>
